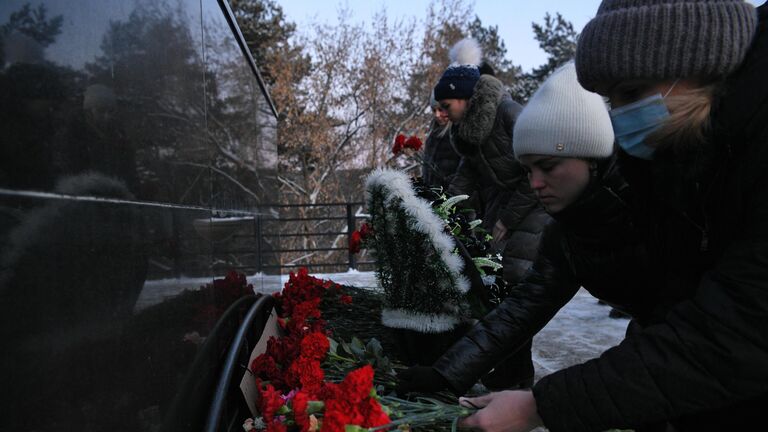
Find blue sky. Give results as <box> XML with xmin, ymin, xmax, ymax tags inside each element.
<box><xmin>278</xmin><ymin>0</ymin><xmax>766</xmax><ymax>72</ymax></box>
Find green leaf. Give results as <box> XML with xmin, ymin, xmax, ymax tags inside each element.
<box><xmin>351</xmin><ymin>336</ymin><xmax>366</xmax><ymax>351</ymax></box>
<box><xmin>340</xmin><ymin>340</ymin><xmax>353</xmax><ymax>356</ymax></box>
<box><xmin>366</xmin><ymin>338</ymin><xmax>384</xmax><ymax>358</ymax></box>
<box><xmin>328</xmin><ymin>337</ymin><xmax>339</xmax><ymax>355</ymax></box>
<box><xmin>277</xmin><ymin>405</ymin><xmax>291</xmax><ymax>415</ymax></box>
<box><xmin>473</xmin><ymin>257</ymin><xmax>503</xmax><ymax>271</ymax></box>
<box><xmin>307</xmin><ymin>401</ymin><xmax>325</xmax><ymax>414</ymax></box>
<box><xmin>438</xmin><ymin>194</ymin><xmax>469</xmax><ymax>214</ymax></box>
<box><xmin>350</xmin><ymin>337</ymin><xmax>366</xmax><ymax>357</ymax></box>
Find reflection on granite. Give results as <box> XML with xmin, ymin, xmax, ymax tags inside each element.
<box><xmin>0</xmin><ymin>0</ymin><xmax>279</xmax><ymax>429</ymax></box>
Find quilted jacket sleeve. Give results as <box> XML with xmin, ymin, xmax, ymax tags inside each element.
<box><xmin>447</xmin><ymin>157</ymin><xmax>479</xmax><ymax>199</ymax></box>
<box><xmin>495</xmin><ymin>99</ymin><xmax>539</xmax><ymax>231</ymax></box>
<box><xmin>433</xmin><ymin>222</ymin><xmax>581</xmax><ymax>393</ymax></box>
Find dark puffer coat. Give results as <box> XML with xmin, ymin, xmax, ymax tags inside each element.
<box><xmin>447</xmin><ymin>75</ymin><xmax>549</xmax><ymax>284</ymax></box>
<box><xmin>534</xmin><ymin>5</ymin><xmax>768</xmax><ymax>431</ymax></box>
<box><xmin>421</xmin><ymin>121</ymin><xmax>460</xmax><ymax>191</ymax></box>
<box><xmin>433</xmin><ymin>156</ymin><xmax>651</xmax><ymax>393</ymax></box>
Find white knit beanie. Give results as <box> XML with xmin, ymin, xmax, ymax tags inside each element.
<box><xmin>513</xmin><ymin>62</ymin><xmax>614</xmax><ymax>159</ymax></box>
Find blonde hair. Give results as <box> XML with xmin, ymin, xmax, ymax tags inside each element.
<box><xmin>649</xmin><ymin>83</ymin><xmax>718</xmax><ymax>152</ymax></box>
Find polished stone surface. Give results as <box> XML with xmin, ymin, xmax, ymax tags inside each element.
<box><xmin>0</xmin><ymin>1</ymin><xmax>279</xmax><ymax>429</ymax></box>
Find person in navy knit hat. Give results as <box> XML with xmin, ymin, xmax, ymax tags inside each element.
<box><xmin>426</xmin><ymin>38</ymin><xmax>549</xmax><ymax>392</ymax></box>
<box><xmin>433</xmin><ymin>40</ymin><xmax>481</xmax><ymax>102</ymax></box>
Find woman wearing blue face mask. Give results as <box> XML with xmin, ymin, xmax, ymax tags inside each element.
<box><xmin>605</xmin><ymin>78</ymin><xmax>680</xmax><ymax>160</ymax></box>
<box><xmin>455</xmin><ymin>1</ymin><xmax>768</xmax><ymax>432</ymax></box>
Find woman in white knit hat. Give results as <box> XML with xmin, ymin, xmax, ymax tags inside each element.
<box><xmin>398</xmin><ymin>62</ymin><xmax>653</xmax><ymax>428</ymax></box>
<box><xmin>512</xmin><ymin>61</ymin><xmax>614</xmax><ymax>214</ymax></box>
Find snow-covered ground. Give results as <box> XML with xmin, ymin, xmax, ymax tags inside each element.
<box><xmin>135</xmin><ymin>271</ymin><xmax>628</xmax><ymax>377</ymax></box>
<box><xmin>532</xmin><ymin>289</ymin><xmax>628</xmax><ymax>379</ymax></box>
<box><xmin>133</xmin><ymin>269</ymin><xmax>376</xmax><ymax>312</ymax></box>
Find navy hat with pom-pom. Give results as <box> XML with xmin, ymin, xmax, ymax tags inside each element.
<box><xmin>434</xmin><ymin>64</ymin><xmax>480</xmax><ymax>100</ymax></box>
<box><xmin>434</xmin><ymin>38</ymin><xmax>483</xmax><ymax>101</ymax></box>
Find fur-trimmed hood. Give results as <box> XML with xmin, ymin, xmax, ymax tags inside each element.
<box><xmin>446</xmin><ymin>74</ymin><xmax>532</xmax><ymax>232</ymax></box>
<box><xmin>457</xmin><ymin>75</ymin><xmax>506</xmax><ymax>146</ymax></box>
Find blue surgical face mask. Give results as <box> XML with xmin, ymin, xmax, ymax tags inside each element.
<box><xmin>609</xmin><ymin>81</ymin><xmax>677</xmax><ymax>160</ymax></box>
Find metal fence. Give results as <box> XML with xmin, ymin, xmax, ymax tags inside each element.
<box><xmin>257</xmin><ymin>202</ymin><xmax>374</xmax><ymax>273</ymax></box>
<box><xmin>155</xmin><ymin>202</ymin><xmax>372</xmax><ymax>277</ymax></box>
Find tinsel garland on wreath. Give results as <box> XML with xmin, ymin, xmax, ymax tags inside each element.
<box><xmin>364</xmin><ymin>168</ymin><xmax>471</xmax><ymax>333</ymax></box>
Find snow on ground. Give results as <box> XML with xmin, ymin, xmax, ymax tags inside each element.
<box><xmin>133</xmin><ymin>269</ymin><xmax>375</xmax><ymax>312</ymax></box>
<box><xmin>532</xmin><ymin>288</ymin><xmax>629</xmax><ymax>379</ymax></box>
<box><xmin>135</xmin><ymin>271</ymin><xmax>628</xmax><ymax>377</ymax></box>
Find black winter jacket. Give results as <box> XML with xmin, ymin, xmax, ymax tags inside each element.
<box><xmin>448</xmin><ymin>75</ymin><xmax>538</xmax><ymax>231</ymax></box>
<box><xmin>534</xmin><ymin>5</ymin><xmax>768</xmax><ymax>431</ymax></box>
<box><xmin>433</xmin><ymin>157</ymin><xmax>649</xmax><ymax>393</ymax></box>
<box><xmin>422</xmin><ymin>122</ymin><xmax>460</xmax><ymax>191</ymax></box>
<box><xmin>447</xmin><ymin>75</ymin><xmax>548</xmax><ymax>284</ymax></box>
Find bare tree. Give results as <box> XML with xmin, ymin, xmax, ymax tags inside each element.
<box><xmin>230</xmin><ymin>0</ymin><xmax>579</xmax><ymax>269</ymax></box>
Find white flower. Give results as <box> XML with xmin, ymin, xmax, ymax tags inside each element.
<box><xmin>243</xmin><ymin>418</ymin><xmax>255</xmax><ymax>431</ymax></box>
<box><xmin>243</xmin><ymin>417</ymin><xmax>266</xmax><ymax>431</ymax></box>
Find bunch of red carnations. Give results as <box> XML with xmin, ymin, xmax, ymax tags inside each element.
<box><xmin>391</xmin><ymin>134</ymin><xmax>423</xmax><ymax>155</ymax></box>
<box><xmin>247</xmin><ymin>269</ymin><xmax>389</xmax><ymax>432</ymax></box>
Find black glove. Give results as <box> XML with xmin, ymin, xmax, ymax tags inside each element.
<box><xmin>395</xmin><ymin>365</ymin><xmax>453</xmax><ymax>395</ymax></box>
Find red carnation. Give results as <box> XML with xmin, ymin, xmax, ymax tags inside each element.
<box><xmin>266</xmin><ymin>335</ymin><xmax>300</xmax><ymax>368</ymax></box>
<box><xmin>340</xmin><ymin>294</ymin><xmax>353</xmax><ymax>305</ymax></box>
<box><xmin>322</xmin><ymin>399</ymin><xmax>359</xmax><ymax>432</ymax></box>
<box><xmin>259</xmin><ymin>384</ymin><xmax>285</xmax><ymax>423</ymax></box>
<box><xmin>299</xmin><ymin>359</ymin><xmax>325</xmax><ymax>393</ymax></box>
<box><xmin>286</xmin><ymin>356</ymin><xmax>325</xmax><ymax>394</ymax></box>
<box><xmin>300</xmin><ymin>332</ymin><xmax>330</xmax><ymax>361</ymax></box>
<box><xmin>404</xmin><ymin>135</ymin><xmax>423</xmax><ymax>151</ymax></box>
<box><xmin>349</xmin><ymin>231</ymin><xmax>362</xmax><ymax>254</ymax></box>
<box><xmin>250</xmin><ymin>354</ymin><xmax>282</xmax><ymax>385</ymax></box>
<box><xmin>319</xmin><ymin>366</ymin><xmax>389</xmax><ymax>431</ymax></box>
<box><xmin>292</xmin><ymin>391</ymin><xmax>311</xmax><ymax>432</ymax></box>
<box><xmin>359</xmin><ymin>223</ymin><xmax>373</xmax><ymax>240</ymax></box>
<box><xmin>361</xmin><ymin>397</ymin><xmax>390</xmax><ymax>427</ymax></box>
<box><xmin>286</xmin><ymin>298</ymin><xmax>322</xmax><ymax>334</ymax></box>
<box><xmin>392</xmin><ymin>134</ymin><xmax>406</xmax><ymax>155</ymax></box>
<box><xmin>308</xmin><ymin>317</ymin><xmax>327</xmax><ymax>334</ymax></box>
<box><xmin>279</xmin><ymin>269</ymin><xmax>328</xmax><ymax>317</ymax></box>
<box><xmin>340</xmin><ymin>365</ymin><xmax>375</xmax><ymax>403</ymax></box>
<box><xmin>317</xmin><ymin>382</ymin><xmax>341</xmax><ymax>401</ymax></box>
